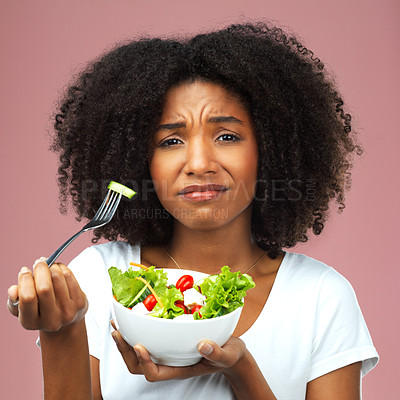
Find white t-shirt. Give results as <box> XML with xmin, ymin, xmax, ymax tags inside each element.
<box><xmin>66</xmin><ymin>241</ymin><xmax>378</xmax><ymax>399</ymax></box>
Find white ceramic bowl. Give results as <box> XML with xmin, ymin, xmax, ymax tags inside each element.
<box><xmin>112</xmin><ymin>268</ymin><xmax>243</xmax><ymax>366</ymax></box>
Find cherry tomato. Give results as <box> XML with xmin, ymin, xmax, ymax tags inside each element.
<box><xmin>143</xmin><ymin>294</ymin><xmax>157</xmax><ymax>311</ymax></box>
<box><xmin>175</xmin><ymin>300</ymin><xmax>188</xmax><ymax>314</ymax></box>
<box><xmin>176</xmin><ymin>275</ymin><xmax>194</xmax><ymax>292</ymax></box>
<box><xmin>191</xmin><ymin>304</ymin><xmax>203</xmax><ymax>317</ymax></box>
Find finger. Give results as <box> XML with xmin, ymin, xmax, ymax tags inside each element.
<box><xmin>198</xmin><ymin>340</ymin><xmax>219</xmax><ymax>359</ymax></box>
<box><xmin>33</xmin><ymin>261</ymin><xmax>58</xmax><ymax>321</ymax></box>
<box><xmin>58</xmin><ymin>264</ymin><xmax>87</xmax><ymax>312</ymax></box>
<box><xmin>198</xmin><ymin>337</ymin><xmax>245</xmax><ymax>368</ymax></box>
<box><xmin>33</xmin><ymin>257</ymin><xmax>48</xmax><ymax>268</ymax></box>
<box><xmin>49</xmin><ymin>264</ymin><xmax>72</xmax><ymax>313</ymax></box>
<box><xmin>132</xmin><ymin>345</ymin><xmax>198</xmax><ymax>382</ymax></box>
<box><xmin>18</xmin><ymin>267</ymin><xmax>39</xmax><ymax>329</ymax></box>
<box><xmin>132</xmin><ymin>345</ymin><xmax>166</xmax><ymax>382</ymax></box>
<box><xmin>7</xmin><ymin>285</ymin><xmax>19</xmax><ymax>317</ymax></box>
<box><xmin>132</xmin><ymin>344</ymin><xmax>222</xmax><ymax>382</ymax></box>
<box><xmin>111</xmin><ymin>330</ymin><xmax>141</xmax><ymax>374</ymax></box>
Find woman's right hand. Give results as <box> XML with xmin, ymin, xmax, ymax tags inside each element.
<box><xmin>7</xmin><ymin>258</ymin><xmax>88</xmax><ymax>333</ymax></box>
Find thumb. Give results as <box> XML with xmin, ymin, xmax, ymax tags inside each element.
<box><xmin>198</xmin><ymin>340</ymin><xmax>217</xmax><ymax>358</ymax></box>
<box><xmin>198</xmin><ymin>340</ymin><xmax>229</xmax><ymax>366</ymax></box>
<box><xmin>7</xmin><ymin>285</ymin><xmax>19</xmax><ymax>317</ymax></box>
<box><xmin>198</xmin><ymin>337</ymin><xmax>245</xmax><ymax>368</ymax></box>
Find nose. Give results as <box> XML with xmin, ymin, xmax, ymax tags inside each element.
<box><xmin>183</xmin><ymin>137</ymin><xmax>219</xmax><ymax>176</ymax></box>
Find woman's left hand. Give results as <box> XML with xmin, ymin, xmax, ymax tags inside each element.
<box><xmin>110</xmin><ymin>320</ymin><xmax>246</xmax><ymax>381</ymax></box>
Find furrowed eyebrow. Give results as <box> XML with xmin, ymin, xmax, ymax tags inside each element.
<box><xmin>156</xmin><ymin>115</ymin><xmax>243</xmax><ymax>132</ymax></box>
<box><xmin>156</xmin><ymin>122</ymin><xmax>186</xmax><ymax>132</ymax></box>
<box><xmin>207</xmin><ymin>116</ymin><xmax>243</xmax><ymax>125</ymax></box>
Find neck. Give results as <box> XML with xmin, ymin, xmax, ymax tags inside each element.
<box><xmin>167</xmin><ymin>208</ymin><xmax>264</xmax><ymax>275</ymax></box>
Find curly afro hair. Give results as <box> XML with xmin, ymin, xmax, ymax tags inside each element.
<box><xmin>51</xmin><ymin>21</ymin><xmax>362</xmax><ymax>259</ymax></box>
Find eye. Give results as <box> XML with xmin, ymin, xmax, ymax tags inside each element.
<box><xmin>158</xmin><ymin>137</ymin><xmax>183</xmax><ymax>148</ymax></box>
<box><xmin>216</xmin><ymin>133</ymin><xmax>241</xmax><ymax>142</ymax></box>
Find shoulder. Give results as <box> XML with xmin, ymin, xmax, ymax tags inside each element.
<box><xmin>68</xmin><ymin>241</ymin><xmax>140</xmax><ymax>284</ymax></box>
<box><xmin>86</xmin><ymin>241</ymin><xmax>139</xmax><ymax>266</ymax></box>
<box><xmin>71</xmin><ymin>241</ymin><xmax>139</xmax><ymax>266</ymax></box>
<box><xmin>282</xmin><ymin>251</ymin><xmax>332</xmax><ymax>287</ymax></box>
<box><xmin>281</xmin><ymin>252</ymin><xmax>357</xmax><ymax>305</ymax></box>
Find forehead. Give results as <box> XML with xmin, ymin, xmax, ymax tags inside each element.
<box><xmin>159</xmin><ymin>80</ymin><xmax>250</xmax><ymax>120</ymax></box>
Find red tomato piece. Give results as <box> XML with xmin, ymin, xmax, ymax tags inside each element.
<box><xmin>143</xmin><ymin>294</ymin><xmax>157</xmax><ymax>311</ymax></box>
<box><xmin>175</xmin><ymin>300</ymin><xmax>188</xmax><ymax>314</ymax></box>
<box><xmin>176</xmin><ymin>275</ymin><xmax>194</xmax><ymax>292</ymax></box>
<box><xmin>191</xmin><ymin>304</ymin><xmax>202</xmax><ymax>317</ymax></box>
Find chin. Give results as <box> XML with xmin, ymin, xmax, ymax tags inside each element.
<box><xmin>173</xmin><ymin>207</ymin><xmax>231</xmax><ymax>229</ymax></box>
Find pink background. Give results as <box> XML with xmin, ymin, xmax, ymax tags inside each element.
<box><xmin>1</xmin><ymin>1</ymin><xmax>398</xmax><ymax>398</ymax></box>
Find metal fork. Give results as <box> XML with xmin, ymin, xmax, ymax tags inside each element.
<box><xmin>45</xmin><ymin>188</ymin><xmax>123</xmax><ymax>267</ymax></box>
<box><xmin>12</xmin><ymin>189</ymin><xmax>123</xmax><ymax>307</ymax></box>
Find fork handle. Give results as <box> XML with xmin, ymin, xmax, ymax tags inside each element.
<box><xmin>45</xmin><ymin>229</ymin><xmax>84</xmax><ymax>267</ymax></box>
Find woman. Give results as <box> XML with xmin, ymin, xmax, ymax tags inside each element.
<box><xmin>7</xmin><ymin>22</ymin><xmax>378</xmax><ymax>399</ymax></box>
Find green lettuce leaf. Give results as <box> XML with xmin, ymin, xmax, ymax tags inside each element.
<box><xmin>108</xmin><ymin>266</ymin><xmax>168</xmax><ymax>308</ymax></box>
<box><xmin>194</xmin><ymin>266</ymin><xmax>255</xmax><ymax>320</ymax></box>
<box><xmin>149</xmin><ymin>287</ymin><xmax>184</xmax><ymax>319</ymax></box>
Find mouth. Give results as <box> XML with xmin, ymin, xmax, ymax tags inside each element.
<box><xmin>178</xmin><ymin>184</ymin><xmax>228</xmax><ymax>202</ymax></box>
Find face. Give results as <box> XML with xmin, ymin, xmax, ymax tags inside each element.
<box><xmin>149</xmin><ymin>80</ymin><xmax>258</xmax><ymax>230</ymax></box>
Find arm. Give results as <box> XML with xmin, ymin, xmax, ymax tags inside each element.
<box><xmin>90</xmin><ymin>356</ymin><xmax>103</xmax><ymax>400</ymax></box>
<box><xmin>40</xmin><ymin>320</ymin><xmax>92</xmax><ymax>400</ymax></box>
<box><xmin>306</xmin><ymin>362</ymin><xmax>362</xmax><ymax>400</ymax></box>
<box><xmin>7</xmin><ymin>261</ymin><xmax>92</xmax><ymax>400</ymax></box>
<box><xmin>223</xmin><ymin>349</ymin><xmax>277</xmax><ymax>400</ymax></box>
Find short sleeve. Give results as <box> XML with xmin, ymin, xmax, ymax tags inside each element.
<box><xmin>308</xmin><ymin>268</ymin><xmax>379</xmax><ymax>382</ymax></box>
<box><xmin>67</xmin><ymin>246</ymin><xmax>112</xmax><ymax>360</ymax></box>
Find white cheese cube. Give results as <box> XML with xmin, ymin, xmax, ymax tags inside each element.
<box><xmin>131</xmin><ymin>302</ymin><xmax>150</xmax><ymax>315</ymax></box>
<box><xmin>183</xmin><ymin>288</ymin><xmax>206</xmax><ymax>308</ymax></box>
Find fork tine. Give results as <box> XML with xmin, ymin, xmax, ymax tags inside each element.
<box><xmin>104</xmin><ymin>191</ymin><xmax>123</xmax><ymax>222</ymax></box>
<box><xmin>93</xmin><ymin>189</ymin><xmax>112</xmax><ymax>220</ymax></box>
<box><xmin>98</xmin><ymin>190</ymin><xmax>119</xmax><ymax>220</ymax></box>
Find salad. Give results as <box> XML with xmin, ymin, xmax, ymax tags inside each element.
<box><xmin>109</xmin><ymin>263</ymin><xmax>255</xmax><ymax>320</ymax></box>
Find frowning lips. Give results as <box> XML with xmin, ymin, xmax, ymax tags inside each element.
<box><xmin>178</xmin><ymin>184</ymin><xmax>228</xmax><ymax>195</ymax></box>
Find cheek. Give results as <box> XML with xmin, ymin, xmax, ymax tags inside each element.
<box><xmin>149</xmin><ymin>155</ymin><xmax>176</xmax><ymax>203</ymax></box>
<box><xmin>149</xmin><ymin>158</ymin><xmax>160</xmax><ymax>184</ymax></box>
<box><xmin>236</xmin><ymin>146</ymin><xmax>258</xmax><ymax>197</ymax></box>
<box><xmin>149</xmin><ymin>157</ymin><xmax>164</xmax><ymax>197</ymax></box>
<box><xmin>149</xmin><ymin>153</ymin><xmax>170</xmax><ymax>184</ymax></box>
<box><xmin>239</xmin><ymin>143</ymin><xmax>258</xmax><ymax>177</ymax></box>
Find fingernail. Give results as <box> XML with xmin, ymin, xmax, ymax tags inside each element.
<box><xmin>33</xmin><ymin>257</ymin><xmax>46</xmax><ymax>269</ymax></box>
<box><xmin>199</xmin><ymin>341</ymin><xmax>213</xmax><ymax>355</ymax></box>
<box><xmin>111</xmin><ymin>332</ymin><xmax>119</xmax><ymax>344</ymax></box>
<box><xmin>20</xmin><ymin>266</ymin><xmax>30</xmax><ymax>275</ymax></box>
<box><xmin>134</xmin><ymin>346</ymin><xmax>141</xmax><ymax>358</ymax></box>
